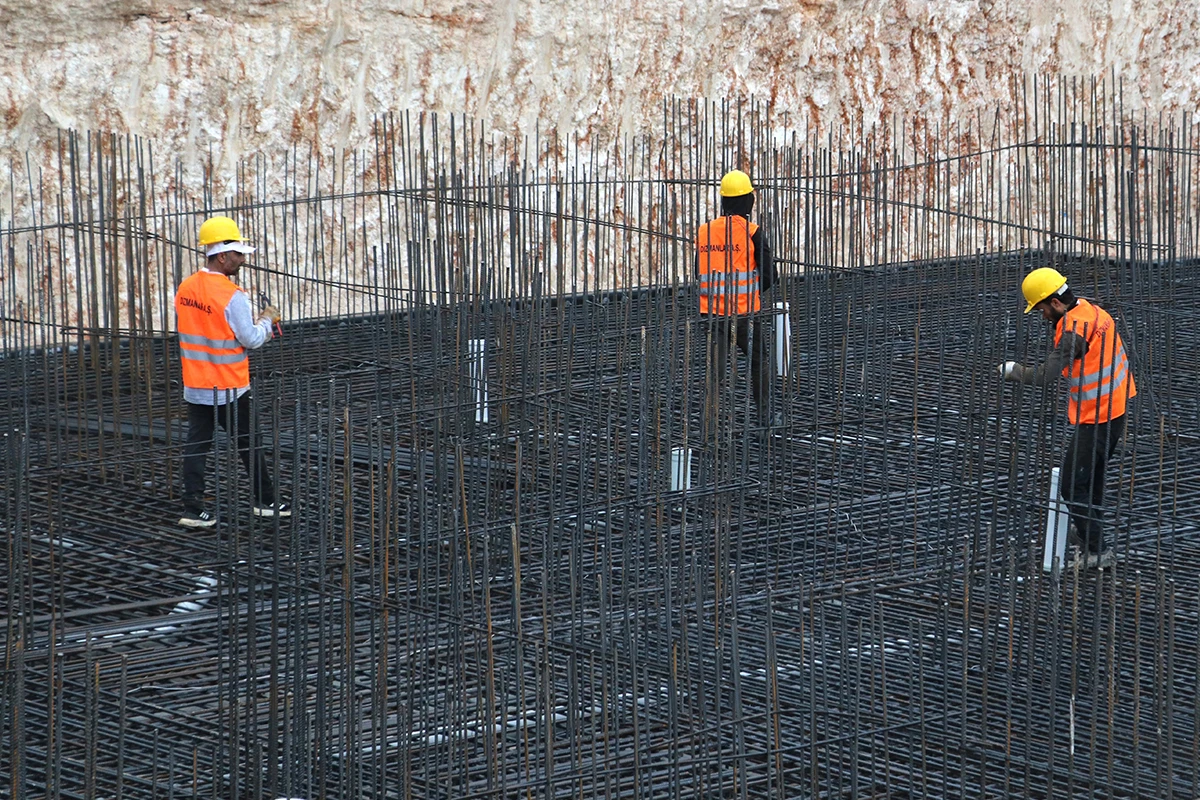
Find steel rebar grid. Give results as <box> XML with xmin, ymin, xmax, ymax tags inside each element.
<box><xmin>4</xmin><ymin>78</ymin><xmax>1200</xmax><ymax>799</ymax></box>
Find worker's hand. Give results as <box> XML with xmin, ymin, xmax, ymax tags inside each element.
<box><xmin>997</xmin><ymin>360</ymin><xmax>1020</xmax><ymax>380</ymax></box>
<box><xmin>258</xmin><ymin>305</ymin><xmax>281</xmax><ymax>324</ymax></box>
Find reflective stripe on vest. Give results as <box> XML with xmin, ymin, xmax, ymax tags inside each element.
<box><xmin>1066</xmin><ymin>345</ymin><xmax>1129</xmax><ymax>404</ymax></box>
<box><xmin>182</xmin><ymin>349</ymin><xmax>249</xmax><ymax>365</ymax></box>
<box><xmin>696</xmin><ymin>216</ymin><xmax>759</xmax><ymax>316</ymax></box>
<box><xmin>1056</xmin><ymin>299</ymin><xmax>1137</xmax><ymax>424</ymax></box>
<box><xmin>178</xmin><ymin>332</ymin><xmax>241</xmax><ymax>349</ymax></box>
<box><xmin>175</xmin><ymin>271</ymin><xmax>251</xmax><ymax>391</ymax></box>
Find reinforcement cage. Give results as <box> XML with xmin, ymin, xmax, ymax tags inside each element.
<box><xmin>3</xmin><ymin>80</ymin><xmax>1200</xmax><ymax>799</ymax></box>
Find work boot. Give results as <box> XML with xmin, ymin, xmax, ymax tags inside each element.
<box><xmin>1065</xmin><ymin>547</ymin><xmax>1116</xmax><ymax>571</ymax></box>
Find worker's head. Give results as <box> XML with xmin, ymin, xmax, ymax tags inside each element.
<box><xmin>1021</xmin><ymin>266</ymin><xmax>1074</xmax><ymax>321</ymax></box>
<box><xmin>198</xmin><ymin>216</ymin><xmax>256</xmax><ymax>277</ymax></box>
<box><xmin>719</xmin><ymin>170</ymin><xmax>755</xmax><ymax>217</ymax></box>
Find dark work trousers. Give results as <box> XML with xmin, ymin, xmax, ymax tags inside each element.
<box><xmin>705</xmin><ymin>315</ymin><xmax>770</xmax><ymax>419</ymax></box>
<box><xmin>182</xmin><ymin>392</ymin><xmax>275</xmax><ymax>512</ymax></box>
<box><xmin>1060</xmin><ymin>413</ymin><xmax>1127</xmax><ymax>554</ymax></box>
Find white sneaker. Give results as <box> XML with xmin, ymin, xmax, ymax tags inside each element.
<box><xmin>179</xmin><ymin>509</ymin><xmax>217</xmax><ymax>528</ymax></box>
<box><xmin>1066</xmin><ymin>549</ymin><xmax>1116</xmax><ymax>570</ymax></box>
<box><xmin>252</xmin><ymin>501</ymin><xmax>292</xmax><ymax>518</ymax></box>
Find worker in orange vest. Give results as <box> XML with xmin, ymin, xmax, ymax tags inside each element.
<box><xmin>999</xmin><ymin>267</ymin><xmax>1136</xmax><ymax>568</ymax></box>
<box><xmin>174</xmin><ymin>215</ymin><xmax>288</xmax><ymax>527</ymax></box>
<box><xmin>697</xmin><ymin>169</ymin><xmax>780</xmax><ymax>428</ymax></box>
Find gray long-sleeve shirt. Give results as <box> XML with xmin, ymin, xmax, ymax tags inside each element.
<box><xmin>1005</xmin><ymin>331</ymin><xmax>1087</xmax><ymax>386</ymax></box>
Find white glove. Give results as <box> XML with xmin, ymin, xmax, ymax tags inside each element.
<box><xmin>997</xmin><ymin>360</ymin><xmax>1019</xmax><ymax>379</ymax></box>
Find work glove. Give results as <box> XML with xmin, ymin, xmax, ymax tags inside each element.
<box><xmin>997</xmin><ymin>360</ymin><xmax>1021</xmax><ymax>380</ymax></box>
<box><xmin>258</xmin><ymin>305</ymin><xmax>281</xmax><ymax>324</ymax></box>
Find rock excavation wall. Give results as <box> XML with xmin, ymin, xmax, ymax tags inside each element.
<box><xmin>3</xmin><ymin>0</ymin><xmax>1198</xmax><ymax>184</ymax></box>
<box><xmin>2</xmin><ymin>0</ymin><xmax>1198</xmax><ymax>345</ymax></box>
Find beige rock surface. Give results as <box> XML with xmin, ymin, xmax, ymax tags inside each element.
<box><xmin>4</xmin><ymin>0</ymin><xmax>1198</xmax><ymax>176</ymax></box>
<box><xmin>2</xmin><ymin>1</ymin><xmax>1198</xmax><ymax>345</ymax></box>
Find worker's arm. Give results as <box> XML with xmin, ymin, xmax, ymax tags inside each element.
<box><xmin>1000</xmin><ymin>331</ymin><xmax>1087</xmax><ymax>385</ymax></box>
<box><xmin>225</xmin><ymin>290</ymin><xmax>273</xmax><ymax>349</ymax></box>
<box><xmin>753</xmin><ymin>227</ymin><xmax>776</xmax><ymax>293</ymax></box>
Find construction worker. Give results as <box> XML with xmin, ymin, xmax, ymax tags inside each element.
<box><xmin>174</xmin><ymin>215</ymin><xmax>289</xmax><ymax>527</ymax></box>
<box><xmin>696</xmin><ymin>169</ymin><xmax>781</xmax><ymax>428</ymax></box>
<box><xmin>999</xmin><ymin>267</ymin><xmax>1136</xmax><ymax>567</ymax></box>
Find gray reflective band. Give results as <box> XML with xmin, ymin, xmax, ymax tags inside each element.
<box><xmin>179</xmin><ymin>332</ymin><xmax>240</xmax><ymax>349</ymax></box>
<box><xmin>700</xmin><ymin>270</ymin><xmax>758</xmax><ymax>297</ymax></box>
<box><xmin>700</xmin><ymin>269</ymin><xmax>756</xmax><ymax>281</ymax></box>
<box><xmin>696</xmin><ymin>283</ymin><xmax>748</xmax><ymax>292</ymax></box>
<box><xmin>1068</xmin><ymin>353</ymin><xmax>1130</xmax><ymax>403</ymax></box>
<box><xmin>700</xmin><ymin>287</ymin><xmax>755</xmax><ymax>299</ymax></box>
<box><xmin>181</xmin><ymin>350</ymin><xmax>248</xmax><ymax>365</ymax></box>
<box><xmin>701</xmin><ymin>291</ymin><xmax>755</xmax><ymax>299</ymax></box>
<box><xmin>1073</xmin><ymin>343</ymin><xmax>1128</xmax><ymax>385</ymax></box>
<box><xmin>1069</xmin><ymin>365</ymin><xmax>1129</xmax><ymax>403</ymax></box>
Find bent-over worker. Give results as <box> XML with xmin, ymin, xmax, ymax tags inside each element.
<box><xmin>999</xmin><ymin>267</ymin><xmax>1136</xmax><ymax>568</ymax></box>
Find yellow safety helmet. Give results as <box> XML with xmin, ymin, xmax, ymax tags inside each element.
<box><xmin>1021</xmin><ymin>267</ymin><xmax>1068</xmax><ymax>314</ymax></box>
<box><xmin>719</xmin><ymin>170</ymin><xmax>754</xmax><ymax>198</ymax></box>
<box><xmin>198</xmin><ymin>216</ymin><xmax>250</xmax><ymax>247</ymax></box>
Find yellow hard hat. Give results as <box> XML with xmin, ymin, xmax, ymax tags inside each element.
<box><xmin>1021</xmin><ymin>267</ymin><xmax>1068</xmax><ymax>313</ymax></box>
<box><xmin>198</xmin><ymin>216</ymin><xmax>249</xmax><ymax>247</ymax></box>
<box><xmin>719</xmin><ymin>170</ymin><xmax>754</xmax><ymax>198</ymax></box>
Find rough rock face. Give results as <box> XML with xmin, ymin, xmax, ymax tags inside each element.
<box><xmin>1</xmin><ymin>1</ymin><xmax>1196</xmax><ymax>345</ymax></box>
<box><xmin>3</xmin><ymin>0</ymin><xmax>1197</xmax><ymax>178</ymax></box>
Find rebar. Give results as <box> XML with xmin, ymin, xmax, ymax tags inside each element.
<box><xmin>4</xmin><ymin>77</ymin><xmax>1200</xmax><ymax>799</ymax></box>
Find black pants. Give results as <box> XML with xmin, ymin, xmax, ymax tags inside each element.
<box><xmin>182</xmin><ymin>393</ymin><xmax>275</xmax><ymax>511</ymax></box>
<box><xmin>1061</xmin><ymin>413</ymin><xmax>1126</xmax><ymax>554</ymax></box>
<box><xmin>705</xmin><ymin>316</ymin><xmax>770</xmax><ymax>412</ymax></box>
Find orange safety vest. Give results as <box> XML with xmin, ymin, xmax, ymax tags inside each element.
<box><xmin>1055</xmin><ymin>298</ymin><xmax>1136</xmax><ymax>424</ymax></box>
<box><xmin>697</xmin><ymin>215</ymin><xmax>760</xmax><ymax>316</ymax></box>
<box><xmin>174</xmin><ymin>271</ymin><xmax>250</xmax><ymax>391</ymax></box>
